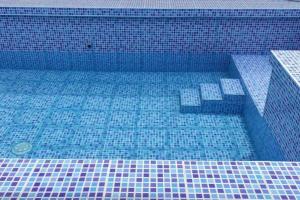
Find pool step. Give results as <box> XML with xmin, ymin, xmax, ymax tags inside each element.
<box><xmin>179</xmin><ymin>89</ymin><xmax>201</xmax><ymax>113</ymax></box>
<box><xmin>179</xmin><ymin>78</ymin><xmax>245</xmax><ymax>114</ymax></box>
<box><xmin>200</xmin><ymin>83</ymin><xmax>223</xmax><ymax>113</ymax></box>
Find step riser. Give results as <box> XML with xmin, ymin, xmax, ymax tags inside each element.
<box><xmin>201</xmin><ymin>103</ymin><xmax>244</xmax><ymax>114</ymax></box>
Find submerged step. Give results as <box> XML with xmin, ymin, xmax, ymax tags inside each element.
<box><xmin>200</xmin><ymin>83</ymin><xmax>223</xmax><ymax>113</ymax></box>
<box><xmin>220</xmin><ymin>78</ymin><xmax>245</xmax><ymax>102</ymax></box>
<box><xmin>179</xmin><ymin>89</ymin><xmax>201</xmax><ymax>113</ymax></box>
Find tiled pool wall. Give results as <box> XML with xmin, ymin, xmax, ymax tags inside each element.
<box><xmin>264</xmin><ymin>51</ymin><xmax>300</xmax><ymax>161</ymax></box>
<box><xmin>0</xmin><ymin>10</ymin><xmax>300</xmax><ymax>72</ymax></box>
<box><xmin>228</xmin><ymin>56</ymin><xmax>285</xmax><ymax>161</ymax></box>
<box><xmin>0</xmin><ymin>5</ymin><xmax>300</xmax><ymax>199</ymax></box>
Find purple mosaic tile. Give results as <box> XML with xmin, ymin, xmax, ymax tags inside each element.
<box><xmin>0</xmin><ymin>159</ymin><xmax>299</xmax><ymax>199</ymax></box>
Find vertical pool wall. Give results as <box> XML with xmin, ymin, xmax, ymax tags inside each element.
<box><xmin>0</xmin><ymin>8</ymin><xmax>300</xmax><ymax>71</ymax></box>
<box><xmin>264</xmin><ymin>51</ymin><xmax>300</xmax><ymax>161</ymax></box>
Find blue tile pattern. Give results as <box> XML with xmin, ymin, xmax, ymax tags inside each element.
<box><xmin>0</xmin><ymin>13</ymin><xmax>299</xmax><ymax>60</ymax></box>
<box><xmin>1</xmin><ymin>2</ymin><xmax>300</xmax><ymax>17</ymax></box>
<box><xmin>179</xmin><ymin>89</ymin><xmax>201</xmax><ymax>113</ymax></box>
<box><xmin>0</xmin><ymin>159</ymin><xmax>299</xmax><ymax>199</ymax></box>
<box><xmin>0</xmin><ymin>69</ymin><xmax>258</xmax><ymax>160</ymax></box>
<box><xmin>231</xmin><ymin>55</ymin><xmax>273</xmax><ymax>115</ymax></box>
<box><xmin>220</xmin><ymin>78</ymin><xmax>245</xmax><ymax>101</ymax></box>
<box><xmin>264</xmin><ymin>51</ymin><xmax>300</xmax><ymax>161</ymax></box>
<box><xmin>229</xmin><ymin>54</ymin><xmax>285</xmax><ymax>161</ymax></box>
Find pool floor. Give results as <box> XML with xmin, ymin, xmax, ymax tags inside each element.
<box><xmin>0</xmin><ymin>69</ymin><xmax>257</xmax><ymax>160</ymax></box>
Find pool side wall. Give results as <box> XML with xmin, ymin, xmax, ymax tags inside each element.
<box><xmin>0</xmin><ymin>9</ymin><xmax>300</xmax><ymax>71</ymax></box>
<box><xmin>229</xmin><ymin>58</ymin><xmax>285</xmax><ymax>161</ymax></box>
<box><xmin>264</xmin><ymin>51</ymin><xmax>300</xmax><ymax>161</ymax></box>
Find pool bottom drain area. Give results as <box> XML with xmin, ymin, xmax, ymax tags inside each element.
<box><xmin>0</xmin><ymin>69</ymin><xmax>256</xmax><ymax>160</ymax></box>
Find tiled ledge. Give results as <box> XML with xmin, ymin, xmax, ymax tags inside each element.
<box><xmin>2</xmin><ymin>0</ymin><xmax>300</xmax><ymax>9</ymax></box>
<box><xmin>0</xmin><ymin>159</ymin><xmax>299</xmax><ymax>199</ymax></box>
<box><xmin>271</xmin><ymin>51</ymin><xmax>300</xmax><ymax>88</ymax></box>
<box><xmin>1</xmin><ymin>0</ymin><xmax>300</xmax><ymax>17</ymax></box>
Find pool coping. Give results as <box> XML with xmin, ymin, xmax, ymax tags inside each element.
<box><xmin>0</xmin><ymin>159</ymin><xmax>299</xmax><ymax>199</ymax></box>
<box><xmin>1</xmin><ymin>2</ymin><xmax>300</xmax><ymax>18</ymax></box>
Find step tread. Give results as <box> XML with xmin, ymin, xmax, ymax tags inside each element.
<box><xmin>200</xmin><ymin>83</ymin><xmax>223</xmax><ymax>101</ymax></box>
<box><xmin>220</xmin><ymin>78</ymin><xmax>245</xmax><ymax>96</ymax></box>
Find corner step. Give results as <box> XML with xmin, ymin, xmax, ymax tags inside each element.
<box><xmin>200</xmin><ymin>83</ymin><xmax>223</xmax><ymax>113</ymax></box>
<box><xmin>220</xmin><ymin>78</ymin><xmax>245</xmax><ymax>102</ymax></box>
<box><xmin>179</xmin><ymin>89</ymin><xmax>201</xmax><ymax>113</ymax></box>
<box><xmin>220</xmin><ymin>78</ymin><xmax>245</xmax><ymax>114</ymax></box>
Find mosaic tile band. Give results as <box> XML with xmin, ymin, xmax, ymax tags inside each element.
<box><xmin>0</xmin><ymin>159</ymin><xmax>299</xmax><ymax>199</ymax></box>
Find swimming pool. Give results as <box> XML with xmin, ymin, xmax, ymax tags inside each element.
<box><xmin>0</xmin><ymin>1</ymin><xmax>299</xmax><ymax>199</ymax></box>
<box><xmin>0</xmin><ymin>69</ymin><xmax>257</xmax><ymax>160</ymax></box>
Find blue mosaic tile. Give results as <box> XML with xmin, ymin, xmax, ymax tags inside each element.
<box><xmin>8</xmin><ymin>81</ymin><xmax>39</xmax><ymax>94</ymax></box>
<box><xmin>38</xmin><ymin>126</ymin><xmax>105</xmax><ymax>147</ymax></box>
<box><xmin>136</xmin><ymin>72</ymin><xmax>166</xmax><ymax>84</ymax></box>
<box><xmin>111</xmin><ymin>97</ymin><xmax>140</xmax><ymax>111</ymax></box>
<box><xmin>179</xmin><ymin>89</ymin><xmax>201</xmax><ymax>113</ymax></box>
<box><xmin>79</xmin><ymin>111</ymin><xmax>107</xmax><ymax>127</ymax></box>
<box><xmin>61</xmin><ymin>82</ymin><xmax>90</xmax><ymax>95</ymax></box>
<box><xmin>2</xmin><ymin>125</ymin><xmax>40</xmax><ymax>146</ymax></box>
<box><xmin>116</xmin><ymin>84</ymin><xmax>141</xmax><ymax>97</ymax></box>
<box><xmin>220</xmin><ymin>78</ymin><xmax>245</xmax><ymax>102</ymax></box>
<box><xmin>43</xmin><ymin>71</ymin><xmax>70</xmax><ymax>82</ymax></box>
<box><xmin>200</xmin><ymin>83</ymin><xmax>223</xmax><ymax>101</ymax></box>
<box><xmin>136</xmin><ymin>129</ymin><xmax>167</xmax><ymax>149</ymax></box>
<box><xmin>169</xmin><ymin>130</ymin><xmax>203</xmax><ymax>149</ymax></box>
<box><xmin>202</xmin><ymin>129</ymin><xmax>237</xmax><ymax>150</ymax></box>
<box><xmin>205</xmin><ymin>149</ymin><xmax>239</xmax><ymax>160</ymax></box>
<box><xmin>90</xmin><ymin>72</ymin><xmax>116</xmax><ymax>83</ymax></box>
<box><xmin>0</xmin><ymin>82</ymin><xmax>11</xmax><ymax>93</ymax></box>
<box><xmin>229</xmin><ymin>55</ymin><xmax>285</xmax><ymax>161</ymax></box>
<box><xmin>17</xmin><ymin>70</ymin><xmax>45</xmax><ymax>81</ymax></box>
<box><xmin>141</xmin><ymin>96</ymin><xmax>178</xmax><ymax>111</ymax></box>
<box><xmin>48</xmin><ymin>110</ymin><xmax>78</xmax><ymax>125</ymax></box>
<box><xmin>66</xmin><ymin>71</ymin><xmax>96</xmax><ymax>82</ymax></box>
<box><xmin>53</xmin><ymin>95</ymin><xmax>85</xmax><ymax>109</ymax></box>
<box><xmin>137</xmin><ymin>111</ymin><xmax>170</xmax><ymax>128</ymax></box>
<box><xmin>35</xmin><ymin>81</ymin><xmax>64</xmax><ymax>95</ymax></box>
<box><xmin>100</xmin><ymin>149</ymin><xmax>133</xmax><ymax>159</ymax></box>
<box><xmin>88</xmin><ymin>83</ymin><xmax>115</xmax><ymax>96</ymax></box>
<box><xmin>25</xmin><ymin>95</ymin><xmax>56</xmax><ymax>109</ymax></box>
<box><xmin>264</xmin><ymin>51</ymin><xmax>300</xmax><ymax>161</ymax></box>
<box><xmin>109</xmin><ymin>111</ymin><xmax>137</xmax><ymax>128</ymax></box>
<box><xmin>140</xmin><ymin>84</ymin><xmax>167</xmax><ymax>97</ymax></box>
<box><xmin>0</xmin><ymin>69</ymin><xmax>20</xmax><ymax>81</ymax></box>
<box><xmin>231</xmin><ymin>55</ymin><xmax>272</xmax><ymax>115</ymax></box>
<box><xmin>0</xmin><ymin>108</ymin><xmax>16</xmax><ymax>124</ymax></box>
<box><xmin>14</xmin><ymin>109</ymin><xmax>49</xmax><ymax>125</ymax></box>
<box><xmin>0</xmin><ymin>94</ymin><xmax>29</xmax><ymax>108</ymax></box>
<box><xmin>135</xmin><ymin>149</ymin><xmax>168</xmax><ymax>160</ymax></box>
<box><xmin>165</xmin><ymin>73</ymin><xmax>192</xmax><ymax>84</ymax></box>
<box><xmin>104</xmin><ymin>129</ymin><xmax>135</xmax><ymax>149</ymax></box>
<box><xmin>169</xmin><ymin>149</ymin><xmax>206</xmax><ymax>160</ymax></box>
<box><xmin>82</xmin><ymin>96</ymin><xmax>112</xmax><ymax>111</ymax></box>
